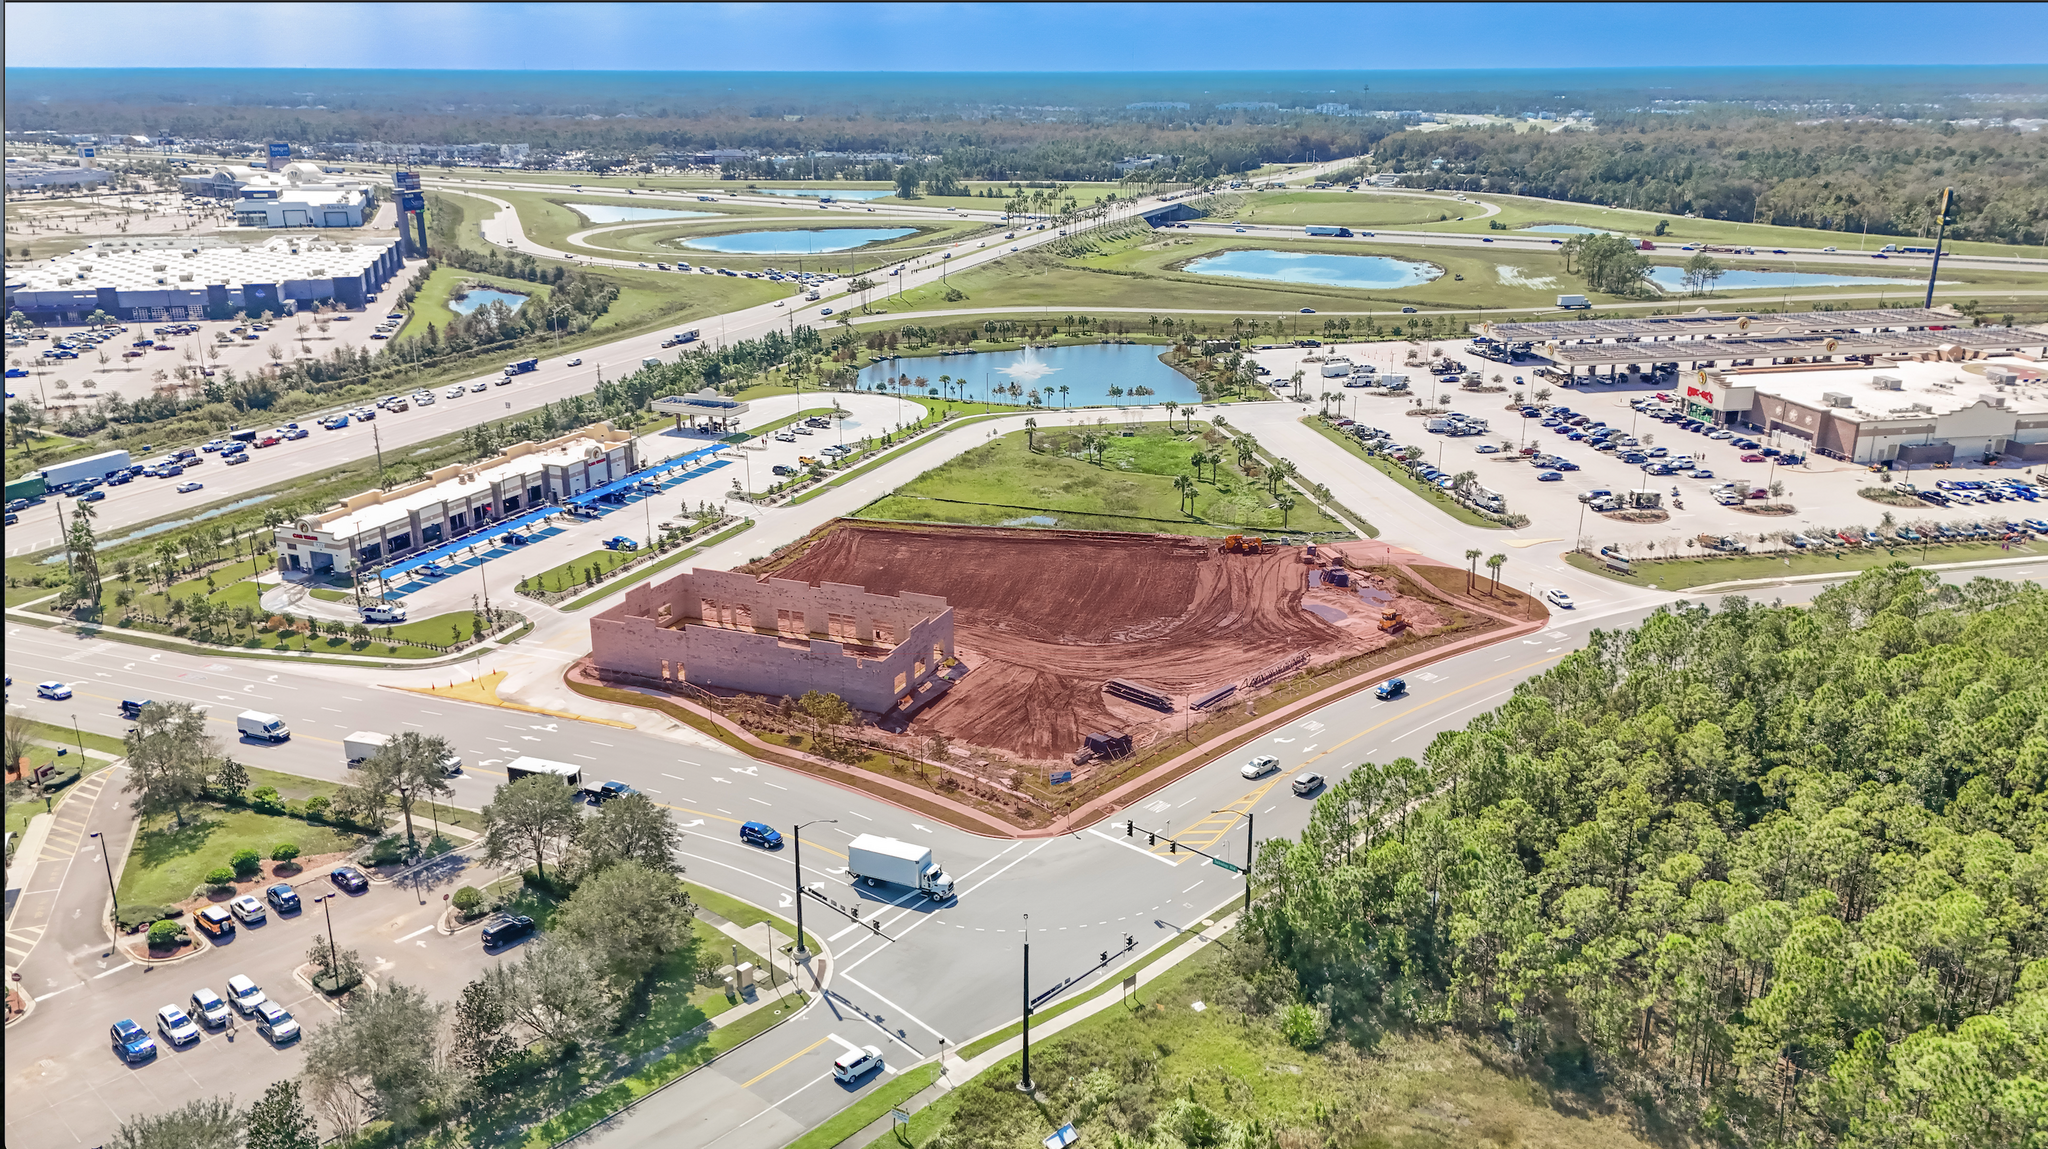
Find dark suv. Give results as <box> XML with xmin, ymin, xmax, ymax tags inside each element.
<box><xmin>481</xmin><ymin>915</ymin><xmax>535</xmax><ymax>949</ymax></box>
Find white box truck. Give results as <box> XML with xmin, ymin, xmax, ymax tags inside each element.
<box><xmin>344</xmin><ymin>731</ymin><xmax>389</xmax><ymax>767</ymax></box>
<box><xmin>236</xmin><ymin>710</ymin><xmax>291</xmax><ymax>742</ymax></box>
<box><xmin>845</xmin><ymin>834</ymin><xmax>955</xmax><ymax>900</ymax></box>
<box><xmin>1556</xmin><ymin>294</ymin><xmax>1591</xmax><ymax>309</ymax></box>
<box><xmin>504</xmin><ymin>756</ymin><xmax>582</xmax><ymax>787</ymax></box>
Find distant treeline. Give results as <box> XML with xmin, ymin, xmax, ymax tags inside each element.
<box><xmin>1377</xmin><ymin>117</ymin><xmax>2048</xmax><ymax>246</ymax></box>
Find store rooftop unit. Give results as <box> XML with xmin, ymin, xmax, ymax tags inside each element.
<box><xmin>1538</xmin><ymin>325</ymin><xmax>2048</xmax><ymax>369</ymax></box>
<box><xmin>1481</xmin><ymin>307</ymin><xmax>1973</xmax><ymax>345</ymax></box>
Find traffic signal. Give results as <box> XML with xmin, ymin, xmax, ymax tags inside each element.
<box><xmin>1100</xmin><ymin>950</ymin><xmax>1109</xmax><ymax>964</ymax></box>
<box><xmin>1124</xmin><ymin>933</ymin><xmax>1135</xmax><ymax>951</ymax></box>
<box><xmin>1148</xmin><ymin>832</ymin><xmax>1156</xmax><ymax>846</ymax></box>
<box><xmin>1169</xmin><ymin>840</ymin><xmax>1177</xmax><ymax>853</ymax></box>
<box><xmin>1126</xmin><ymin>820</ymin><xmax>1133</xmax><ymax>837</ymax></box>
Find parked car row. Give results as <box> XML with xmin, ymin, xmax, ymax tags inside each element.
<box><xmin>111</xmin><ymin>973</ymin><xmax>301</xmax><ymax>1065</ymax></box>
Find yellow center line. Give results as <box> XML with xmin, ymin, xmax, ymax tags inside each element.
<box><xmin>1152</xmin><ymin>652</ymin><xmax>1568</xmax><ymax>854</ymax></box>
<box><xmin>742</xmin><ymin>1035</ymin><xmax>833</xmax><ymax>1088</ymax></box>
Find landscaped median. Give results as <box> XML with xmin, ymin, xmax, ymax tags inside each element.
<box><xmin>1565</xmin><ymin>536</ymin><xmax>2045</xmax><ymax>592</ymax></box>
<box><xmin>560</xmin><ymin>518</ymin><xmax>755</xmax><ymax>611</ymax></box>
<box><xmin>1304</xmin><ymin>417</ymin><xmax>1509</xmax><ymax>529</ymax></box>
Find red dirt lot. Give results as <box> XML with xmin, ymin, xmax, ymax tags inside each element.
<box><xmin>763</xmin><ymin>525</ymin><xmax>1443</xmax><ymax>766</ymax></box>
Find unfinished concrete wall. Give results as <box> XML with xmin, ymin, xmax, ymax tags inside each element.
<box><xmin>589</xmin><ymin>567</ymin><xmax>954</xmax><ymax>715</ymax></box>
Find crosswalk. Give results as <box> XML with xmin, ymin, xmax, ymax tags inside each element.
<box><xmin>4</xmin><ymin>770</ymin><xmax>115</xmax><ymax>973</ymax></box>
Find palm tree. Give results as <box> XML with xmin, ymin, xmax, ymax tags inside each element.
<box><xmin>1058</xmin><ymin>384</ymin><xmax>1070</xmax><ymax>408</ymax></box>
<box><xmin>1276</xmin><ymin>493</ymin><xmax>1296</xmax><ymax>528</ymax></box>
<box><xmin>1464</xmin><ymin>548</ymin><xmax>1482</xmax><ymax>592</ymax></box>
<box><xmin>1486</xmin><ymin>553</ymin><xmax>1507</xmax><ymax>595</ymax></box>
<box><xmin>1023</xmin><ymin>416</ymin><xmax>1037</xmax><ymax>450</ymax></box>
<box><xmin>1236</xmin><ymin>438</ymin><xmax>1257</xmax><ymax>474</ymax></box>
<box><xmin>1165</xmin><ymin>402</ymin><xmax>1180</xmax><ymax>428</ymax></box>
<box><xmin>1268</xmin><ymin>460</ymin><xmax>1296</xmax><ymax>497</ymax></box>
<box><xmin>1453</xmin><ymin>470</ymin><xmax>1477</xmax><ymax>494</ymax></box>
<box><xmin>1173</xmin><ymin>473</ymin><xmax>1195</xmax><ymax>514</ymax></box>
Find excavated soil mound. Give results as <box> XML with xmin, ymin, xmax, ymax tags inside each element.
<box><xmin>766</xmin><ymin>525</ymin><xmax>1438</xmax><ymax>765</ymax></box>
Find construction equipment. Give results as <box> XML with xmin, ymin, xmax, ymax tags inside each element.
<box><xmin>1223</xmin><ymin>535</ymin><xmax>1265</xmax><ymax>554</ymax></box>
<box><xmin>1378</xmin><ymin>607</ymin><xmax>1404</xmax><ymax>633</ymax></box>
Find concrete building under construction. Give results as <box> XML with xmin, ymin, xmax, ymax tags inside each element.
<box><xmin>589</xmin><ymin>569</ymin><xmax>955</xmax><ymax>716</ymax></box>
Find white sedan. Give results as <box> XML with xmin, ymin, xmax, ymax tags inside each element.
<box><xmin>444</xmin><ymin>386</ymin><xmax>465</xmax><ymax>398</ymax></box>
<box><xmin>37</xmin><ymin>681</ymin><xmax>72</xmax><ymax>700</ymax></box>
<box><xmin>470</xmin><ymin>381</ymin><xmax>489</xmax><ymax>392</ymax></box>
<box><xmin>1545</xmin><ymin>589</ymin><xmax>1575</xmax><ymax>610</ymax></box>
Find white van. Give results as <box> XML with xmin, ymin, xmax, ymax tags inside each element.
<box><xmin>236</xmin><ymin>711</ymin><xmax>291</xmax><ymax>742</ymax></box>
<box><xmin>833</xmin><ymin>1045</ymin><xmax>884</xmax><ymax>1083</ymax></box>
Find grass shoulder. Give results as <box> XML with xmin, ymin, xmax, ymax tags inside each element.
<box><xmin>906</xmin><ymin>942</ymin><xmax>1653</xmax><ymax>1149</ymax></box>
<box><xmin>1564</xmin><ymin>536</ymin><xmax>2045</xmax><ymax>591</ymax></box>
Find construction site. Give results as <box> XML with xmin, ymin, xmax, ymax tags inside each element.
<box><xmin>746</xmin><ymin>522</ymin><xmax>1460</xmax><ymax>777</ymax></box>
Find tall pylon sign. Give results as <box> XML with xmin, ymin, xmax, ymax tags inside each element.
<box><xmin>395</xmin><ymin>171</ymin><xmax>428</xmax><ymax>258</ymax></box>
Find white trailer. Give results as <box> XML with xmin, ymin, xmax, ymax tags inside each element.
<box><xmin>845</xmin><ymin>834</ymin><xmax>955</xmax><ymax>900</ymax></box>
<box><xmin>344</xmin><ymin>731</ymin><xmax>389</xmax><ymax>767</ymax></box>
<box><xmin>504</xmin><ymin>756</ymin><xmax>582</xmax><ymax>787</ymax></box>
<box><xmin>39</xmin><ymin>448</ymin><xmax>132</xmax><ymax>487</ymax></box>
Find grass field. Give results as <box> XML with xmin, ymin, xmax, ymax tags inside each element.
<box><xmin>903</xmin><ymin>943</ymin><xmax>1655</xmax><ymax>1149</ymax></box>
<box><xmin>405</xmin><ymin>266</ymin><xmax>552</xmax><ymax>334</ymax></box>
<box><xmin>1217</xmin><ymin>185</ymin><xmax>2048</xmax><ymax>260</ymax></box>
<box><xmin>562</xmin><ymin>215</ymin><xmax>995</xmax><ymax>266</ymax></box>
<box><xmin>858</xmin><ymin>227</ymin><xmax>2042</xmax><ymax>323</ymax></box>
<box><xmin>858</xmin><ymin>422</ymin><xmax>1349</xmax><ymax>537</ymax></box>
<box><xmin>1565</xmin><ymin>535</ymin><xmax>2044</xmax><ymax>591</ymax></box>
<box><xmin>118</xmin><ymin>805</ymin><xmax>365</xmax><ymax>906</ymax></box>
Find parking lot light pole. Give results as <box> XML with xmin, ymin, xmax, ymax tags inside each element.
<box><xmin>791</xmin><ymin>819</ymin><xmax>837</xmax><ymax>962</ymax></box>
<box><xmin>88</xmin><ymin>831</ymin><xmax>119</xmax><ymax>931</ymax></box>
<box><xmin>313</xmin><ymin>894</ymin><xmax>339</xmax><ymax>977</ymax></box>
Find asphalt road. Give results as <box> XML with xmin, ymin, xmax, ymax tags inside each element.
<box><xmin>14</xmin><ymin>557</ymin><xmax>2047</xmax><ymax>1146</ymax></box>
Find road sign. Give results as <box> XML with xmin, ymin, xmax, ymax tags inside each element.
<box><xmin>1044</xmin><ymin>1123</ymin><xmax>1079</xmax><ymax>1149</ymax></box>
<box><xmin>1211</xmin><ymin>857</ymin><xmax>1240</xmax><ymax>873</ymax></box>
<box><xmin>891</xmin><ymin>1108</ymin><xmax>910</xmax><ymax>1127</ymax></box>
<box><xmin>1122</xmin><ymin>974</ymin><xmax>1137</xmax><ymax>993</ymax></box>
<box><xmin>401</xmin><ymin>191</ymin><xmax>426</xmax><ymax>213</ymax></box>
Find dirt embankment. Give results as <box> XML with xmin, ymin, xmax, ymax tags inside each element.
<box><xmin>762</xmin><ymin>526</ymin><xmax>1448</xmax><ymax>768</ymax></box>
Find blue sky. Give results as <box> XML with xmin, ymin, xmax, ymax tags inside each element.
<box><xmin>6</xmin><ymin>2</ymin><xmax>2045</xmax><ymax>70</ymax></box>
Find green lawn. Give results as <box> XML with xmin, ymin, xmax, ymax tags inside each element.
<box><xmin>904</xmin><ymin>943</ymin><xmax>1656</xmax><ymax>1149</ymax></box>
<box><xmin>1565</xmin><ymin>536</ymin><xmax>2045</xmax><ymax>591</ymax></box>
<box><xmin>560</xmin><ymin>519</ymin><xmax>755</xmax><ymax>611</ymax></box>
<box><xmin>683</xmin><ymin>880</ymin><xmax>819</xmax><ymax>957</ymax></box>
<box><xmin>1304</xmin><ymin>418</ymin><xmax>1507</xmax><ymax>529</ymax></box>
<box><xmin>54</xmin><ymin>570</ymin><xmax>487</xmax><ymax>659</ymax></box>
<box><xmin>404</xmin><ymin>266</ymin><xmax>552</xmax><ymax>336</ymax></box>
<box><xmin>859</xmin><ymin>422</ymin><xmax>1347</xmax><ymax>537</ymax></box>
<box><xmin>520</xmin><ymin>546</ymin><xmax>641</xmax><ymax>596</ymax></box>
<box><xmin>117</xmin><ymin>805</ymin><xmax>365</xmax><ymax>907</ymax></box>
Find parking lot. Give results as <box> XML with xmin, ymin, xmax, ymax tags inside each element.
<box><xmin>4</xmin><ymin>851</ymin><xmax>503</xmax><ymax>1148</ymax></box>
<box><xmin>1254</xmin><ymin>341</ymin><xmax>2048</xmax><ymax>555</ymax></box>
<box><xmin>6</xmin><ymin>293</ymin><xmax>424</xmax><ymax>416</ymax></box>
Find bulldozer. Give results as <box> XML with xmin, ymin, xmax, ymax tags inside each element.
<box><xmin>1223</xmin><ymin>535</ymin><xmax>1265</xmax><ymax>554</ymax></box>
<box><xmin>1378</xmin><ymin>607</ymin><xmax>1404</xmax><ymax>634</ymax></box>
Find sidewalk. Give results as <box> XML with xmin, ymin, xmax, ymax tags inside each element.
<box><xmin>834</xmin><ymin>910</ymin><xmax>1242</xmax><ymax>1149</ymax></box>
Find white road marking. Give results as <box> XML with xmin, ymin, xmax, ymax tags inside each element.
<box><xmin>93</xmin><ymin>962</ymin><xmax>135</xmax><ymax>979</ymax></box>
<box><xmin>395</xmin><ymin>924</ymin><xmax>435</xmax><ymax>942</ymax></box>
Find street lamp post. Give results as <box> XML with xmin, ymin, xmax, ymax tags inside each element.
<box><xmin>1019</xmin><ymin>912</ymin><xmax>1034</xmax><ymax>1095</ymax></box>
<box><xmin>791</xmin><ymin>819</ymin><xmax>837</xmax><ymax>962</ymax></box>
<box><xmin>314</xmin><ymin>893</ymin><xmax>340</xmax><ymax>979</ymax></box>
<box><xmin>89</xmin><ymin>830</ymin><xmax>119</xmax><ymax>938</ymax></box>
